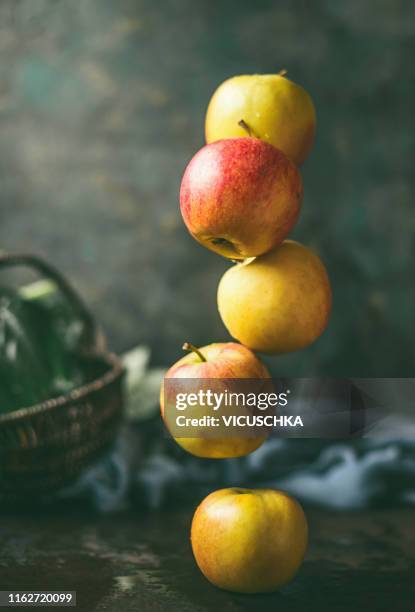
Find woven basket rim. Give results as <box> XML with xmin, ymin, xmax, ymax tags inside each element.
<box><xmin>0</xmin><ymin>352</ymin><xmax>124</xmax><ymax>425</ymax></box>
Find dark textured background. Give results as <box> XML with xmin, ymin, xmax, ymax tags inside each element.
<box><xmin>0</xmin><ymin>0</ymin><xmax>414</xmax><ymax>376</ymax></box>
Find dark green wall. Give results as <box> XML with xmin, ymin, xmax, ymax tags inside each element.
<box><xmin>0</xmin><ymin>0</ymin><xmax>414</xmax><ymax>376</ymax></box>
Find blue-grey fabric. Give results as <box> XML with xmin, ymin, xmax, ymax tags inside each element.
<box><xmin>60</xmin><ymin>428</ymin><xmax>415</xmax><ymax>513</ymax></box>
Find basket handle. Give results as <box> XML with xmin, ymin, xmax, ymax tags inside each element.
<box><xmin>0</xmin><ymin>251</ymin><xmax>100</xmax><ymax>352</ymax></box>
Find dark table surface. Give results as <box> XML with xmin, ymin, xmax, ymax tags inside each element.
<box><xmin>0</xmin><ymin>508</ymin><xmax>414</xmax><ymax>611</ymax></box>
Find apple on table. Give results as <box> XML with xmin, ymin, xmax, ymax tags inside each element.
<box><xmin>191</xmin><ymin>487</ymin><xmax>308</xmax><ymax>593</ymax></box>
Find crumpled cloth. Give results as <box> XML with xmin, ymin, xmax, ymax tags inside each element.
<box><xmin>59</xmin><ymin>420</ymin><xmax>415</xmax><ymax>513</ymax></box>
<box><xmin>50</xmin><ymin>354</ymin><xmax>415</xmax><ymax>512</ymax></box>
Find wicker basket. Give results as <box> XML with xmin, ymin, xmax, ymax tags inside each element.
<box><xmin>0</xmin><ymin>253</ymin><xmax>125</xmax><ymax>499</ymax></box>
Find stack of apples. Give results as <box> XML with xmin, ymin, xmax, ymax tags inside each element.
<box><xmin>160</xmin><ymin>72</ymin><xmax>332</xmax><ymax>594</ymax></box>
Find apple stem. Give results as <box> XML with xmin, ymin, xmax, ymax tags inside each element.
<box><xmin>278</xmin><ymin>68</ymin><xmax>288</xmax><ymax>77</ymax></box>
<box><xmin>238</xmin><ymin>119</ymin><xmax>258</xmax><ymax>138</ymax></box>
<box><xmin>182</xmin><ymin>342</ymin><xmax>207</xmax><ymax>362</ymax></box>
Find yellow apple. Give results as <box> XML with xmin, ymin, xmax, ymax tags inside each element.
<box><xmin>191</xmin><ymin>487</ymin><xmax>308</xmax><ymax>593</ymax></box>
<box><xmin>160</xmin><ymin>342</ymin><xmax>270</xmax><ymax>458</ymax></box>
<box><xmin>205</xmin><ymin>72</ymin><xmax>316</xmax><ymax>165</ymax></box>
<box><xmin>217</xmin><ymin>240</ymin><xmax>332</xmax><ymax>353</ymax></box>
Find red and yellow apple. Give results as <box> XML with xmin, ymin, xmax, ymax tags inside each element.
<box><xmin>217</xmin><ymin>240</ymin><xmax>332</xmax><ymax>353</ymax></box>
<box><xmin>191</xmin><ymin>487</ymin><xmax>308</xmax><ymax>593</ymax></box>
<box><xmin>205</xmin><ymin>72</ymin><xmax>316</xmax><ymax>166</ymax></box>
<box><xmin>160</xmin><ymin>342</ymin><xmax>270</xmax><ymax>458</ymax></box>
<box><xmin>180</xmin><ymin>138</ymin><xmax>302</xmax><ymax>260</ymax></box>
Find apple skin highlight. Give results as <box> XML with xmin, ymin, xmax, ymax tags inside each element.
<box><xmin>180</xmin><ymin>138</ymin><xmax>302</xmax><ymax>260</ymax></box>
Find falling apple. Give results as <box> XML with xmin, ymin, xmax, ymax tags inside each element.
<box><xmin>160</xmin><ymin>342</ymin><xmax>270</xmax><ymax>458</ymax></box>
<box><xmin>205</xmin><ymin>71</ymin><xmax>316</xmax><ymax>165</ymax></box>
<box><xmin>180</xmin><ymin>138</ymin><xmax>302</xmax><ymax>260</ymax></box>
<box><xmin>191</xmin><ymin>487</ymin><xmax>308</xmax><ymax>593</ymax></box>
<box><xmin>217</xmin><ymin>240</ymin><xmax>332</xmax><ymax>354</ymax></box>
